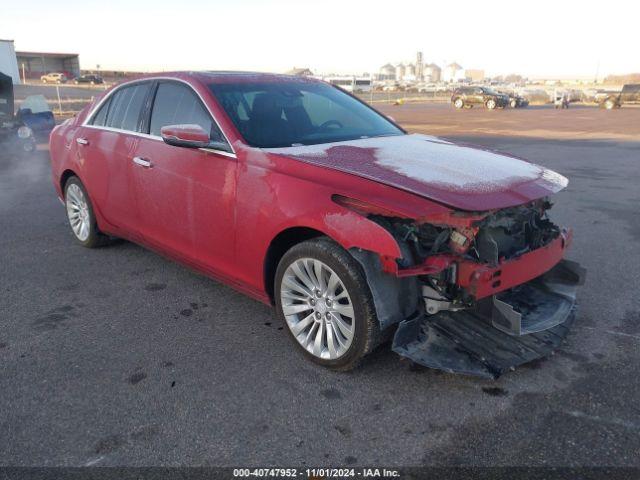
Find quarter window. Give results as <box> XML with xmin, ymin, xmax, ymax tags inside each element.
<box><xmin>150</xmin><ymin>82</ymin><xmax>225</xmax><ymax>143</ymax></box>
<box><xmin>90</xmin><ymin>97</ymin><xmax>111</xmax><ymax>126</ymax></box>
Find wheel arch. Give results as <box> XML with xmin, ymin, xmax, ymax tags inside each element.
<box><xmin>262</xmin><ymin>208</ymin><xmax>404</xmax><ymax>305</ymax></box>
<box><xmin>60</xmin><ymin>168</ymin><xmax>79</xmax><ymax>193</ymax></box>
<box><xmin>263</xmin><ymin>226</ymin><xmax>326</xmax><ymax>304</ymax></box>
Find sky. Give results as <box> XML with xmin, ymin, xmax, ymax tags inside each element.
<box><xmin>1</xmin><ymin>0</ymin><xmax>638</xmax><ymax>78</ymax></box>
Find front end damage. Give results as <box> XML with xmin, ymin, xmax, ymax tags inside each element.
<box><xmin>345</xmin><ymin>197</ymin><xmax>586</xmax><ymax>378</ymax></box>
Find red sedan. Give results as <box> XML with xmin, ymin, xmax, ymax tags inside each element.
<box><xmin>49</xmin><ymin>72</ymin><xmax>584</xmax><ymax>377</ymax></box>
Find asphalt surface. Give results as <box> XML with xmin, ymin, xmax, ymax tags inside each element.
<box><xmin>1</xmin><ymin>104</ymin><xmax>639</xmax><ymax>467</ymax></box>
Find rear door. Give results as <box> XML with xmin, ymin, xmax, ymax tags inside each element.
<box><xmin>76</xmin><ymin>81</ymin><xmax>152</xmax><ymax>237</ymax></box>
<box><xmin>130</xmin><ymin>80</ymin><xmax>237</xmax><ymax>275</ymax></box>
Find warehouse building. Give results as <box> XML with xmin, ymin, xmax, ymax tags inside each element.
<box><xmin>0</xmin><ymin>39</ymin><xmax>21</xmax><ymax>84</ymax></box>
<box><xmin>0</xmin><ymin>39</ymin><xmax>80</xmax><ymax>83</ymax></box>
<box><xmin>16</xmin><ymin>50</ymin><xmax>80</xmax><ymax>80</ymax></box>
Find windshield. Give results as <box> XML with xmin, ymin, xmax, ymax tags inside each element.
<box><xmin>482</xmin><ymin>87</ymin><xmax>500</xmax><ymax>95</ymax></box>
<box><xmin>208</xmin><ymin>80</ymin><xmax>403</xmax><ymax>148</ymax></box>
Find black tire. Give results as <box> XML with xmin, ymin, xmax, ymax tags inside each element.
<box><xmin>21</xmin><ymin>138</ymin><xmax>36</xmax><ymax>154</ymax></box>
<box><xmin>453</xmin><ymin>97</ymin><xmax>464</xmax><ymax>109</ymax></box>
<box><xmin>510</xmin><ymin>99</ymin><xmax>518</xmax><ymax>108</ymax></box>
<box><xmin>485</xmin><ymin>98</ymin><xmax>497</xmax><ymax>110</ymax></box>
<box><xmin>63</xmin><ymin>176</ymin><xmax>111</xmax><ymax>248</ymax></box>
<box><xmin>274</xmin><ymin>237</ymin><xmax>381</xmax><ymax>371</ymax></box>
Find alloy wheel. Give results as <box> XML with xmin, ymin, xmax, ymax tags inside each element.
<box><xmin>280</xmin><ymin>258</ymin><xmax>355</xmax><ymax>360</ymax></box>
<box><xmin>66</xmin><ymin>183</ymin><xmax>91</xmax><ymax>241</ymax></box>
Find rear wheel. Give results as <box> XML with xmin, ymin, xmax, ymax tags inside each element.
<box><xmin>485</xmin><ymin>98</ymin><xmax>497</xmax><ymax>110</ymax></box>
<box><xmin>510</xmin><ymin>99</ymin><xmax>518</xmax><ymax>108</ymax></box>
<box><xmin>64</xmin><ymin>177</ymin><xmax>111</xmax><ymax>248</ymax></box>
<box><xmin>453</xmin><ymin>98</ymin><xmax>464</xmax><ymax>109</ymax></box>
<box><xmin>604</xmin><ymin>99</ymin><xmax>615</xmax><ymax>110</ymax></box>
<box><xmin>275</xmin><ymin>238</ymin><xmax>381</xmax><ymax>371</ymax></box>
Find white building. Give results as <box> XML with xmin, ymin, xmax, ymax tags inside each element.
<box><xmin>443</xmin><ymin>62</ymin><xmax>465</xmax><ymax>83</ymax></box>
<box><xmin>424</xmin><ymin>63</ymin><xmax>442</xmax><ymax>83</ymax></box>
<box><xmin>0</xmin><ymin>39</ymin><xmax>21</xmax><ymax>84</ymax></box>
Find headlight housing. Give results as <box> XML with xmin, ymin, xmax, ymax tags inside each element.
<box><xmin>17</xmin><ymin>126</ymin><xmax>33</xmax><ymax>139</ymax></box>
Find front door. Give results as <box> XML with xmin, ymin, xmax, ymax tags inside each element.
<box><xmin>130</xmin><ymin>80</ymin><xmax>237</xmax><ymax>276</ymax></box>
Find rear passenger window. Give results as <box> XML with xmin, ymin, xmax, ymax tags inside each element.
<box><xmin>150</xmin><ymin>82</ymin><xmax>225</xmax><ymax>143</ymax></box>
<box><xmin>103</xmin><ymin>83</ymin><xmax>150</xmax><ymax>132</ymax></box>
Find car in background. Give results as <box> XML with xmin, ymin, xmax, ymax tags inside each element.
<box><xmin>519</xmin><ymin>88</ymin><xmax>549</xmax><ymax>104</ymax></box>
<box><xmin>451</xmin><ymin>86</ymin><xmax>509</xmax><ymax>109</ymax></box>
<box><xmin>48</xmin><ymin>71</ymin><xmax>584</xmax><ymax>377</ymax></box>
<box><xmin>1</xmin><ymin>72</ymin><xmax>55</xmax><ymax>153</ymax></box>
<box><xmin>598</xmin><ymin>84</ymin><xmax>640</xmax><ymax>109</ymax></box>
<box><xmin>418</xmin><ymin>83</ymin><xmax>442</xmax><ymax>93</ymax></box>
<box><xmin>73</xmin><ymin>74</ymin><xmax>104</xmax><ymax>85</ymax></box>
<box><xmin>500</xmin><ymin>91</ymin><xmax>529</xmax><ymax>108</ymax></box>
<box><xmin>41</xmin><ymin>73</ymin><xmax>67</xmax><ymax>84</ymax></box>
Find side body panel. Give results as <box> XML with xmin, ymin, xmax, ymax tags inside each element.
<box><xmin>130</xmin><ymin>138</ymin><xmax>238</xmax><ymax>280</ymax></box>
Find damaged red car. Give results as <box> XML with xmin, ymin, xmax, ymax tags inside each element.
<box><xmin>49</xmin><ymin>72</ymin><xmax>585</xmax><ymax>378</ymax></box>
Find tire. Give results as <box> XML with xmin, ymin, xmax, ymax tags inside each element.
<box><xmin>485</xmin><ymin>98</ymin><xmax>497</xmax><ymax>110</ymax></box>
<box><xmin>274</xmin><ymin>237</ymin><xmax>381</xmax><ymax>371</ymax></box>
<box><xmin>604</xmin><ymin>99</ymin><xmax>615</xmax><ymax>110</ymax></box>
<box><xmin>42</xmin><ymin>79</ymin><xmax>47</xmax><ymax>84</ymax></box>
<box><xmin>453</xmin><ymin>98</ymin><xmax>464</xmax><ymax>109</ymax></box>
<box><xmin>21</xmin><ymin>138</ymin><xmax>36</xmax><ymax>153</ymax></box>
<box><xmin>510</xmin><ymin>99</ymin><xmax>518</xmax><ymax>108</ymax></box>
<box><xmin>64</xmin><ymin>176</ymin><xmax>111</xmax><ymax>248</ymax></box>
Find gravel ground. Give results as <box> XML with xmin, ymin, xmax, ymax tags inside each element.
<box><xmin>0</xmin><ymin>103</ymin><xmax>639</xmax><ymax>467</ymax></box>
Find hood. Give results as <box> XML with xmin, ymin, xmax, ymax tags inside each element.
<box><xmin>266</xmin><ymin>134</ymin><xmax>568</xmax><ymax>211</ymax></box>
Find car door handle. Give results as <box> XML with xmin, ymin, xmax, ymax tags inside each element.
<box><xmin>76</xmin><ymin>137</ymin><xmax>89</xmax><ymax>146</ymax></box>
<box><xmin>132</xmin><ymin>156</ymin><xmax>153</xmax><ymax>168</ymax></box>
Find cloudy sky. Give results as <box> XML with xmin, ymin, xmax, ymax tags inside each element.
<box><xmin>1</xmin><ymin>0</ymin><xmax>637</xmax><ymax>77</ymax></box>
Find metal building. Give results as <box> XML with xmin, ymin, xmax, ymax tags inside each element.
<box><xmin>0</xmin><ymin>39</ymin><xmax>21</xmax><ymax>84</ymax></box>
<box><xmin>15</xmin><ymin>51</ymin><xmax>80</xmax><ymax>80</ymax></box>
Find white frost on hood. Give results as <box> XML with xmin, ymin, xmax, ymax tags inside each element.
<box><xmin>267</xmin><ymin>134</ymin><xmax>568</xmax><ymax>193</ymax></box>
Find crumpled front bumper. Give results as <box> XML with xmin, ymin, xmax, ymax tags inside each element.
<box><xmin>392</xmin><ymin>259</ymin><xmax>586</xmax><ymax>378</ymax></box>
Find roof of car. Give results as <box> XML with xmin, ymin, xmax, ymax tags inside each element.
<box><xmin>130</xmin><ymin>71</ymin><xmax>323</xmax><ymax>85</ymax></box>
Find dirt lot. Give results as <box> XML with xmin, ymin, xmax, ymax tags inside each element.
<box><xmin>1</xmin><ymin>103</ymin><xmax>639</xmax><ymax>468</ymax></box>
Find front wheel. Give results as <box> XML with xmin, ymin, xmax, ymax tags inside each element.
<box><xmin>453</xmin><ymin>98</ymin><xmax>464</xmax><ymax>109</ymax></box>
<box><xmin>275</xmin><ymin>238</ymin><xmax>381</xmax><ymax>371</ymax></box>
<box><xmin>485</xmin><ymin>99</ymin><xmax>497</xmax><ymax>109</ymax></box>
<box><xmin>604</xmin><ymin>99</ymin><xmax>615</xmax><ymax>110</ymax></box>
<box><xmin>510</xmin><ymin>99</ymin><xmax>518</xmax><ymax>108</ymax></box>
<box><xmin>21</xmin><ymin>137</ymin><xmax>36</xmax><ymax>153</ymax></box>
<box><xmin>64</xmin><ymin>177</ymin><xmax>111</xmax><ymax>248</ymax></box>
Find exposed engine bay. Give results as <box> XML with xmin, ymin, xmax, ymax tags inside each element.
<box><xmin>370</xmin><ymin>198</ymin><xmax>563</xmax><ymax>315</ymax></box>
<box><xmin>351</xmin><ymin>198</ymin><xmax>586</xmax><ymax>378</ymax></box>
